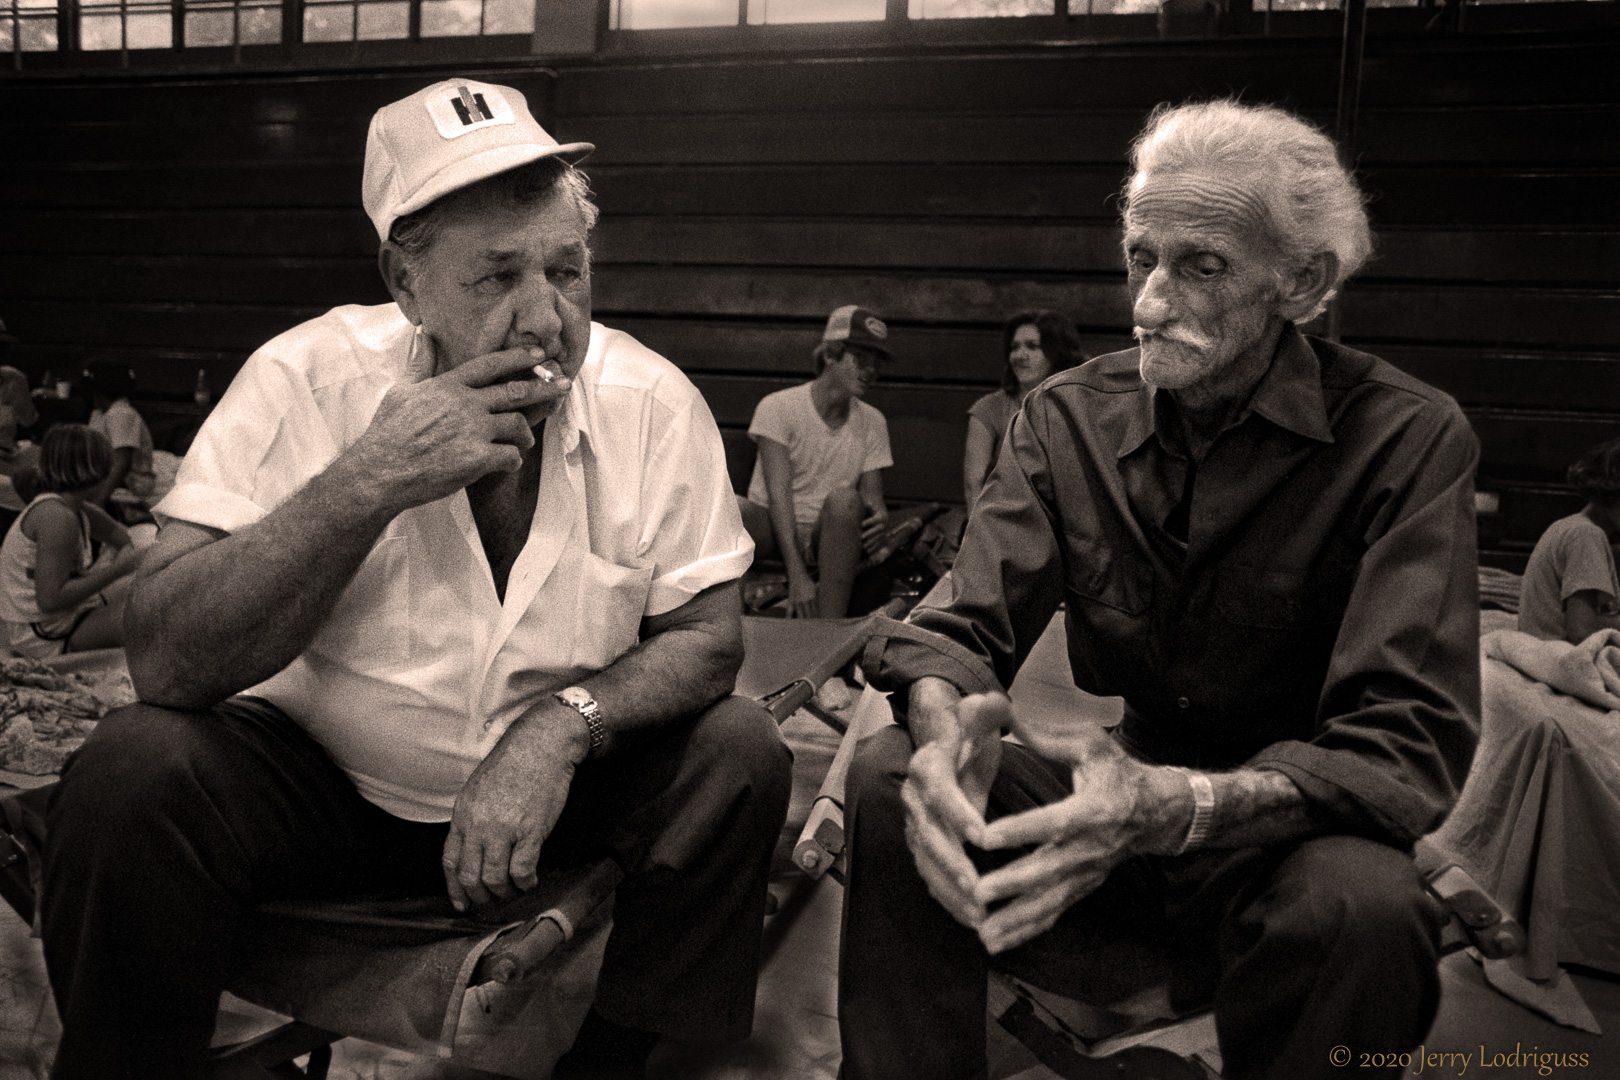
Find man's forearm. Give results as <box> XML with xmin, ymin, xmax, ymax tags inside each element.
<box><xmin>126</xmin><ymin>457</ymin><xmax>399</xmax><ymax>708</ymax></box>
<box><xmin>509</xmin><ymin>582</ymin><xmax>745</xmax><ymax>760</ymax></box>
<box><xmin>1138</xmin><ymin>766</ymin><xmax>1331</xmax><ymax>856</ymax></box>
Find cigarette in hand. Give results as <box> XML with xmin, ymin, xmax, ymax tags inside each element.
<box><xmin>527</xmin><ymin>347</ymin><xmax>561</xmax><ymax>384</ymax></box>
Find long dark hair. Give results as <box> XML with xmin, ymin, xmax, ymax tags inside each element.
<box><xmin>1000</xmin><ymin>310</ymin><xmax>1086</xmax><ymax>397</ymax></box>
<box><xmin>1570</xmin><ymin>436</ymin><xmax>1620</xmax><ymax>507</ymax></box>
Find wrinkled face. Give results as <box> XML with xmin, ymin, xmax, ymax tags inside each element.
<box><xmin>828</xmin><ymin>344</ymin><xmax>883</xmax><ymax>398</ymax></box>
<box><xmin>402</xmin><ymin>188</ymin><xmax>592</xmax><ymax>425</ymax></box>
<box><xmin>1008</xmin><ymin>323</ymin><xmax>1051</xmax><ymax>389</ymax></box>
<box><xmin>1124</xmin><ymin>172</ymin><xmax>1286</xmax><ymax>392</ymax></box>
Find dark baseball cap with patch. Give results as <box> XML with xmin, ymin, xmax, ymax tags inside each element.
<box><xmin>823</xmin><ymin>305</ymin><xmax>891</xmax><ymax>358</ymax></box>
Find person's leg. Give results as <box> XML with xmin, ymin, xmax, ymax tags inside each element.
<box><xmin>1211</xmin><ymin>835</ymin><xmax>1445</xmax><ymax>1080</ymax></box>
<box><xmin>838</xmin><ymin>725</ymin><xmax>1169</xmax><ymax>1080</ymax></box>
<box><xmin>546</xmin><ymin>695</ymin><xmax>793</xmax><ymax>1048</ymax></box>
<box><xmin>40</xmin><ymin>699</ymin><xmax>446</xmax><ymax>1080</ymax></box>
<box><xmin>736</xmin><ymin>495</ymin><xmax>780</xmax><ymax>560</ymax></box>
<box><xmin>813</xmin><ymin>486</ymin><xmax>864</xmax><ymax>618</ymax></box>
<box><xmin>64</xmin><ymin>594</ymin><xmax>121</xmax><ymax>652</ymax></box>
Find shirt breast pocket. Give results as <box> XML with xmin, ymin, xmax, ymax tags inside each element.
<box><xmin>1212</xmin><ymin>562</ymin><xmax>1357</xmax><ymax>629</ymax></box>
<box><xmin>1062</xmin><ymin>533</ymin><xmax>1152</xmax><ymax>616</ymax></box>
<box><xmin>308</xmin><ymin>534</ymin><xmax>411</xmax><ymax>668</ymax></box>
<box><xmin>569</xmin><ymin>552</ymin><xmax>656</xmax><ymax>673</ymax></box>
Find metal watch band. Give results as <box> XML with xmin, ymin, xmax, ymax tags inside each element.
<box><xmin>555</xmin><ymin>688</ymin><xmax>605</xmax><ymax>758</ymax></box>
<box><xmin>1174</xmin><ymin>769</ymin><xmax>1216</xmax><ymax>856</ymax></box>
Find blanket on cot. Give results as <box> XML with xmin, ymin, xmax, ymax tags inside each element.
<box><xmin>1427</xmin><ymin>629</ymin><xmax>1620</xmax><ymax>981</ymax></box>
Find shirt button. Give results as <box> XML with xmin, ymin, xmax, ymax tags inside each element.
<box><xmin>1177</xmin><ymin>696</ymin><xmax>1191</xmax><ymax>709</ymax></box>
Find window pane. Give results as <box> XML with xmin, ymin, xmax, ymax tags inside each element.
<box><xmin>303</xmin><ymin>2</ymin><xmax>352</xmax><ymax>41</ymax></box>
<box><xmin>18</xmin><ymin>13</ymin><xmax>58</xmax><ymax>49</ymax></box>
<box><xmin>910</xmin><ymin>0</ymin><xmax>1053</xmax><ymax>16</ymax></box>
<box><xmin>1077</xmin><ymin>0</ymin><xmax>1158</xmax><ymax>11</ymax></box>
<box><xmin>127</xmin><ymin>9</ymin><xmax>172</xmax><ymax>47</ymax></box>
<box><xmin>422</xmin><ymin>0</ymin><xmax>481</xmax><ymax>35</ymax></box>
<box><xmin>239</xmin><ymin>3</ymin><xmax>280</xmax><ymax>41</ymax></box>
<box><xmin>356</xmin><ymin>0</ymin><xmax>407</xmax><ymax>38</ymax></box>
<box><xmin>615</xmin><ymin>0</ymin><xmax>738</xmax><ymax>29</ymax></box>
<box><xmin>186</xmin><ymin>8</ymin><xmax>234</xmax><ymax>44</ymax></box>
<box><xmin>80</xmin><ymin>12</ymin><xmax>124</xmax><ymax>48</ymax></box>
<box><xmin>483</xmin><ymin>0</ymin><xmax>532</xmax><ymax>33</ymax></box>
<box><xmin>747</xmin><ymin>0</ymin><xmax>885</xmax><ymax>22</ymax></box>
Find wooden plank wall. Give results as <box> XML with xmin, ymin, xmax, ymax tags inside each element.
<box><xmin>3</xmin><ymin>32</ymin><xmax>1618</xmax><ymax>568</ymax></box>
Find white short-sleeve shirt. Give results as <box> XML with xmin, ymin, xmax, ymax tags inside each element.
<box><xmin>744</xmin><ymin>383</ymin><xmax>892</xmax><ymax>527</ymax></box>
<box><xmin>155</xmin><ymin>303</ymin><xmax>754</xmax><ymax>821</ymax></box>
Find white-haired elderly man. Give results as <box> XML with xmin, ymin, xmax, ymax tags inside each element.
<box><xmin>838</xmin><ymin>100</ymin><xmax>1480</xmax><ymax>1080</ymax></box>
<box><xmin>37</xmin><ymin>80</ymin><xmax>790</xmax><ymax>1079</ymax></box>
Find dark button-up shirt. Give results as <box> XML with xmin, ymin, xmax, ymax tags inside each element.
<box><xmin>866</xmin><ymin>328</ymin><xmax>1481</xmax><ymax>846</ymax></box>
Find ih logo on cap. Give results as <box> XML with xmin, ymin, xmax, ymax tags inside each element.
<box><xmin>427</xmin><ymin>83</ymin><xmax>516</xmax><ymax>140</ymax></box>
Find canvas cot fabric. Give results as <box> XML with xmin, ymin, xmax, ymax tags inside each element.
<box><xmin>745</xmin><ymin>382</ymin><xmax>892</xmax><ymax>527</ymax></box>
<box><xmin>154</xmin><ymin>304</ymin><xmax>753</xmax><ymax>821</ymax></box>
<box><xmin>865</xmin><ymin>328</ymin><xmax>1482</xmax><ymax>846</ymax></box>
<box><xmin>1517</xmin><ymin>512</ymin><xmax>1620</xmax><ymax>641</ymax></box>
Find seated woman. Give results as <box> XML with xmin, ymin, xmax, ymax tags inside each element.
<box><xmin>0</xmin><ymin>425</ymin><xmax>142</xmax><ymax>658</ymax></box>
<box><xmin>1518</xmin><ymin>436</ymin><xmax>1620</xmax><ymax>644</ymax></box>
<box><xmin>962</xmin><ymin>310</ymin><xmax>1086</xmax><ymax>515</ymax></box>
<box><xmin>84</xmin><ymin>359</ymin><xmax>157</xmax><ymax>508</ymax></box>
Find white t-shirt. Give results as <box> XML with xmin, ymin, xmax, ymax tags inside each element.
<box><xmin>155</xmin><ymin>303</ymin><xmax>753</xmax><ymax>821</ymax></box>
<box><xmin>89</xmin><ymin>398</ymin><xmax>156</xmax><ymax>497</ymax></box>
<box><xmin>1518</xmin><ymin>511</ymin><xmax>1620</xmax><ymax>641</ymax></box>
<box><xmin>745</xmin><ymin>383</ymin><xmax>892</xmax><ymax>527</ymax></box>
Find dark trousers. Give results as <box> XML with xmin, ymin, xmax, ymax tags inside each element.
<box><xmin>40</xmin><ymin>694</ymin><xmax>793</xmax><ymax>1080</ymax></box>
<box><xmin>838</xmin><ymin>725</ymin><xmax>1444</xmax><ymax>1080</ymax></box>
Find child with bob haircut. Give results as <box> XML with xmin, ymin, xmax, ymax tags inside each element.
<box><xmin>0</xmin><ymin>424</ymin><xmax>142</xmax><ymax>658</ymax></box>
<box><xmin>1518</xmin><ymin>435</ymin><xmax>1620</xmax><ymax>643</ymax></box>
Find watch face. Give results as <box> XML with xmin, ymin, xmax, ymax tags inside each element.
<box><xmin>558</xmin><ymin>686</ymin><xmax>591</xmax><ymax>707</ymax></box>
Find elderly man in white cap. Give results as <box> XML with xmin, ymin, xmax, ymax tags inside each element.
<box><xmin>38</xmin><ymin>79</ymin><xmax>789</xmax><ymax>1079</ymax></box>
<box><xmin>839</xmin><ymin>100</ymin><xmax>1481</xmax><ymax>1080</ymax></box>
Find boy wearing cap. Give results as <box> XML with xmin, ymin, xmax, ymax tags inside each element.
<box><xmin>740</xmin><ymin>305</ymin><xmax>893</xmax><ymax>619</ymax></box>
<box><xmin>39</xmin><ymin>79</ymin><xmax>790</xmax><ymax>1080</ymax></box>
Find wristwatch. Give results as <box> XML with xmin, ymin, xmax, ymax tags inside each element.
<box><xmin>1174</xmin><ymin>769</ymin><xmax>1216</xmax><ymax>856</ymax></box>
<box><xmin>553</xmin><ymin>686</ymin><xmax>605</xmax><ymax>759</ymax></box>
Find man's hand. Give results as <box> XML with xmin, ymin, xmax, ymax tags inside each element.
<box><xmin>786</xmin><ymin>568</ymin><xmax>820</xmax><ymax>619</ymax></box>
<box><xmin>346</xmin><ymin>344</ymin><xmax>572</xmax><ymax>518</ymax></box>
<box><xmin>900</xmin><ymin>689</ymin><xmax>1008</xmax><ymax>931</ymax></box>
<box><xmin>442</xmin><ymin>702</ymin><xmax>590</xmax><ymax>912</ymax></box>
<box><xmin>972</xmin><ymin>710</ymin><xmax>1163</xmax><ymax>955</ymax></box>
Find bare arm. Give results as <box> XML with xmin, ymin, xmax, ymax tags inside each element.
<box><xmin>443</xmin><ymin>579</ymin><xmax>745</xmax><ymax>910</ymax></box>
<box><xmin>83</xmin><ymin>502</ymin><xmax>132</xmax><ymax>550</ymax></box>
<box><xmin>756</xmin><ymin>436</ymin><xmax>817</xmax><ymax>617</ymax></box>
<box><xmin>857</xmin><ymin>467</ymin><xmax>888</xmax><ymax>555</ymax></box>
<box><xmin>1563</xmin><ymin>589</ymin><xmax>1620</xmax><ymax>644</ymax></box>
<box><xmin>125</xmin><ymin>347</ymin><xmax>566</xmax><ymax>708</ymax></box>
<box><xmin>29</xmin><ymin>502</ymin><xmax>137</xmax><ymax>616</ymax></box>
<box><xmin>89</xmin><ymin>447</ymin><xmax>134</xmax><ymax>508</ymax></box>
<box><xmin>962</xmin><ymin>416</ymin><xmax>997</xmax><ymax>515</ymax></box>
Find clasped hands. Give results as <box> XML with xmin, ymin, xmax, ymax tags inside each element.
<box><xmin>901</xmin><ymin>692</ymin><xmax>1163</xmax><ymax>956</ymax></box>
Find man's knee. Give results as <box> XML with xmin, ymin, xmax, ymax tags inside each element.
<box><xmin>1252</xmin><ymin>835</ymin><xmax>1442</xmax><ymax>972</ymax></box>
<box><xmin>687</xmin><ymin>695</ymin><xmax>793</xmax><ymax>808</ymax></box>
<box><xmin>820</xmin><ymin>486</ymin><xmax>864</xmax><ymax>525</ymax></box>
<box><xmin>844</xmin><ymin>724</ymin><xmax>913</xmax><ymax>832</ymax></box>
<box><xmin>55</xmin><ymin>703</ymin><xmax>219</xmax><ymax>815</ymax></box>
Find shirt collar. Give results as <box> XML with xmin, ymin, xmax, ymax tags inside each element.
<box><xmin>554</xmin><ymin>325</ymin><xmax>600</xmax><ymax>456</ymax></box>
<box><xmin>1117</xmin><ymin>324</ymin><xmax>1334</xmax><ymax>459</ymax></box>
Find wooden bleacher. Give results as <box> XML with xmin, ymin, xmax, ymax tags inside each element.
<box><xmin>1</xmin><ymin>27</ymin><xmax>1616</xmax><ymax>567</ymax></box>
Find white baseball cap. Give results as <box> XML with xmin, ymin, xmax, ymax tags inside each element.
<box><xmin>362</xmin><ymin>78</ymin><xmax>594</xmax><ymax>242</ymax></box>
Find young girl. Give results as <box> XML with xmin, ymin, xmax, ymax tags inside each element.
<box><xmin>0</xmin><ymin>425</ymin><xmax>142</xmax><ymax>658</ymax></box>
<box><xmin>1518</xmin><ymin>436</ymin><xmax>1620</xmax><ymax>644</ymax></box>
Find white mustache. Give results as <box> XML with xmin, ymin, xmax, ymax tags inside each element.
<box><xmin>1134</xmin><ymin>325</ymin><xmax>1216</xmax><ymax>352</ymax></box>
